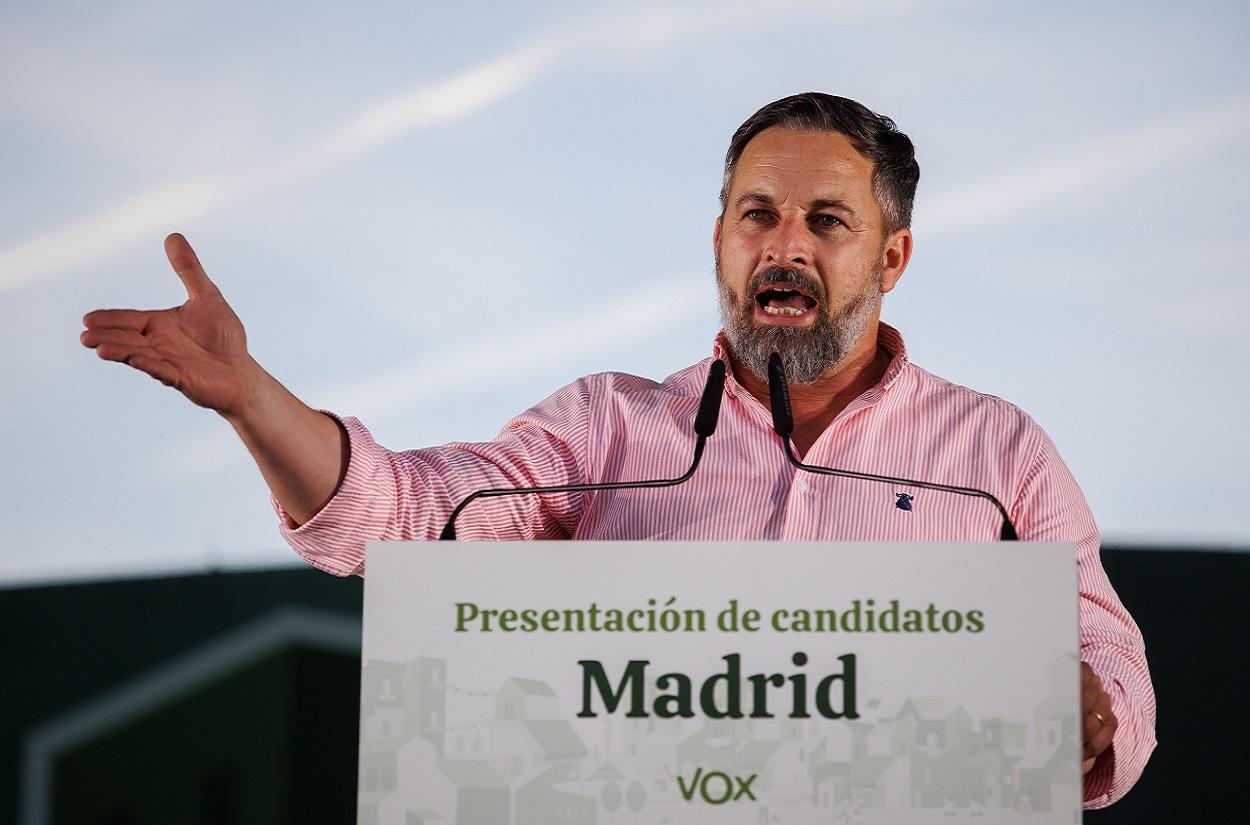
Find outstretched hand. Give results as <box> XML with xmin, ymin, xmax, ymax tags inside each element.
<box><xmin>81</xmin><ymin>234</ymin><xmax>256</xmax><ymax>417</ymax></box>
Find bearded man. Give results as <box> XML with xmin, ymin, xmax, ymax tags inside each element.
<box><xmin>82</xmin><ymin>93</ymin><xmax>1154</xmax><ymax>807</ymax></box>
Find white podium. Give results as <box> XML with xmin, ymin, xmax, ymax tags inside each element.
<box><xmin>358</xmin><ymin>541</ymin><xmax>1081</xmax><ymax>824</ymax></box>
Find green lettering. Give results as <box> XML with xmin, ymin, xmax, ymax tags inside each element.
<box><xmin>700</xmin><ymin>654</ymin><xmax>743</xmax><ymax>718</ymax></box>
<box><xmin>814</xmin><ymin>654</ymin><xmax>859</xmax><ymax>719</ymax></box>
<box><xmin>654</xmin><ymin>673</ymin><xmax>694</xmax><ymax>718</ymax></box>
<box><xmin>577</xmin><ymin>660</ymin><xmax>650</xmax><ymax>718</ymax></box>
<box><xmin>748</xmin><ymin>672</ymin><xmax>785</xmax><ymax>718</ymax></box>
<box><xmin>454</xmin><ymin>602</ymin><xmax>478</xmax><ymax>632</ymax></box>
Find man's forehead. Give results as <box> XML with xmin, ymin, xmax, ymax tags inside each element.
<box><xmin>730</xmin><ymin>127</ymin><xmax>875</xmax><ymax>199</ymax></box>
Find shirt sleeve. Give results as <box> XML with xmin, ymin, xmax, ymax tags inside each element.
<box><xmin>1013</xmin><ymin>432</ymin><xmax>1157</xmax><ymax>808</ymax></box>
<box><xmin>273</xmin><ymin>379</ymin><xmax>595</xmax><ymax>576</ymax></box>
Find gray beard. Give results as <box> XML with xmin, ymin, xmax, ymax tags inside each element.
<box><xmin>717</xmin><ymin>264</ymin><xmax>881</xmax><ymax>385</ymax></box>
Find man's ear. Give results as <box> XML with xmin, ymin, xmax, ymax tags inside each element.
<box><xmin>713</xmin><ymin>214</ymin><xmax>723</xmax><ymax>250</ymax></box>
<box><xmin>880</xmin><ymin>228</ymin><xmax>913</xmax><ymax>294</ymax></box>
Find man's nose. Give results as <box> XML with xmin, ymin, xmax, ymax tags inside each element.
<box><xmin>763</xmin><ymin>216</ymin><xmax>812</xmax><ymax>267</ymax></box>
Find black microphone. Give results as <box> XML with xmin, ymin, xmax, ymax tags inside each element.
<box><xmin>766</xmin><ymin>352</ymin><xmax>1018</xmax><ymax>541</ymax></box>
<box><xmin>439</xmin><ymin>359</ymin><xmax>727</xmax><ymax>541</ymax></box>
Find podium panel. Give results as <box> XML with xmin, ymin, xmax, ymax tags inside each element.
<box><xmin>359</xmin><ymin>541</ymin><xmax>1080</xmax><ymax>824</ymax></box>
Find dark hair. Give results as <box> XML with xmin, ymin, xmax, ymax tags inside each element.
<box><xmin>720</xmin><ymin>93</ymin><xmax>920</xmax><ymax>233</ymax></box>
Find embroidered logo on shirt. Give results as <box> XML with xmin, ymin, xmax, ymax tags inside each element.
<box><xmin>895</xmin><ymin>493</ymin><xmax>914</xmax><ymax>512</ymax></box>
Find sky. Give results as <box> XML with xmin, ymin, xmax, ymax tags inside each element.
<box><xmin>2</xmin><ymin>0</ymin><xmax>1247</xmax><ymax>586</ymax></box>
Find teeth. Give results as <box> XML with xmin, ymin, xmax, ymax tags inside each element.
<box><xmin>763</xmin><ymin>305</ymin><xmax>805</xmax><ymax>316</ymax></box>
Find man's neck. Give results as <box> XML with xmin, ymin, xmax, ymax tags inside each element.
<box><xmin>730</xmin><ymin>328</ymin><xmax>891</xmax><ymax>458</ymax></box>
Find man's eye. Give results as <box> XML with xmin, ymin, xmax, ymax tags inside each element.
<box><xmin>812</xmin><ymin>214</ymin><xmax>842</xmax><ymax>228</ymax></box>
<box><xmin>745</xmin><ymin>209</ymin><xmax>770</xmax><ymax>220</ymax></box>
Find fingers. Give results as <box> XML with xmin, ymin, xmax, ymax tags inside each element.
<box><xmin>81</xmin><ymin>326</ymin><xmax>146</xmax><ymax>352</ymax></box>
<box><xmin>82</xmin><ymin>323</ymin><xmax>183</xmax><ymax>388</ymax></box>
<box><xmin>1083</xmin><ymin>699</ymin><xmax>1117</xmax><ymax>763</ymax></box>
<box><xmin>81</xmin><ymin>309</ymin><xmax>162</xmax><ymax>365</ymax></box>
<box><xmin>82</xmin><ymin>331</ymin><xmax>178</xmax><ymax>386</ymax></box>
<box><xmin>1080</xmin><ymin>661</ymin><xmax>1118</xmax><ymax>771</ymax></box>
<box><xmin>83</xmin><ymin>308</ymin><xmax>150</xmax><ymax>333</ymax></box>
<box><xmin>82</xmin><ymin>325</ymin><xmax>160</xmax><ymax>369</ymax></box>
<box><xmin>81</xmin><ymin>313</ymin><xmax>150</xmax><ymax>360</ymax></box>
<box><xmin>164</xmin><ymin>233</ymin><xmax>222</xmax><ymax>299</ymax></box>
<box><xmin>122</xmin><ymin>352</ymin><xmax>180</xmax><ymax>388</ymax></box>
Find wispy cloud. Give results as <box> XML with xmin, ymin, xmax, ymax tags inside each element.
<box><xmin>0</xmin><ymin>40</ymin><xmax>564</xmax><ymax>294</ymax></box>
<box><xmin>919</xmin><ymin>98</ymin><xmax>1250</xmax><ymax>237</ymax></box>
<box><xmin>0</xmin><ymin>0</ymin><xmax>952</xmax><ymax>294</ymax></box>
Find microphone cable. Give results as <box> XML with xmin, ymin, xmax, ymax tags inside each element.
<box><xmin>439</xmin><ymin>359</ymin><xmax>727</xmax><ymax>541</ymax></box>
<box><xmin>766</xmin><ymin>352</ymin><xmax>1018</xmax><ymax>541</ymax></box>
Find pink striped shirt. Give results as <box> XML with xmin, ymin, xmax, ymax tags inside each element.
<box><xmin>277</xmin><ymin>323</ymin><xmax>1154</xmax><ymax>807</ymax></box>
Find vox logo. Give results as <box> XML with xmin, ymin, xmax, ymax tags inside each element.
<box><xmin>676</xmin><ymin>768</ymin><xmax>757</xmax><ymax>804</ymax></box>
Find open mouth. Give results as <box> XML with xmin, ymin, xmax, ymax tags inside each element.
<box><xmin>755</xmin><ymin>287</ymin><xmax>818</xmax><ymax>318</ymax></box>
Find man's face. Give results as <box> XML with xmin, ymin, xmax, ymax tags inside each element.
<box><xmin>714</xmin><ymin>126</ymin><xmax>909</xmax><ymax>384</ymax></box>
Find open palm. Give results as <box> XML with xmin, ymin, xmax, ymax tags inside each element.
<box><xmin>81</xmin><ymin>234</ymin><xmax>256</xmax><ymax>416</ymax></box>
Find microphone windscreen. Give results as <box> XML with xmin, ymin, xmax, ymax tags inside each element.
<box><xmin>767</xmin><ymin>352</ymin><xmax>794</xmax><ymax>437</ymax></box>
<box><xmin>694</xmin><ymin>360</ymin><xmax>726</xmax><ymax>437</ymax></box>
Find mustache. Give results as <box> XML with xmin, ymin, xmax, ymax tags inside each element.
<box><xmin>747</xmin><ymin>266</ymin><xmax>826</xmax><ymax>302</ymax></box>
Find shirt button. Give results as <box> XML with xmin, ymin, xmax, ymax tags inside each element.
<box><xmin>795</xmin><ymin>478</ymin><xmax>809</xmax><ymax>492</ymax></box>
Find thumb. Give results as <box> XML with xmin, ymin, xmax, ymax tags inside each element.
<box><xmin>164</xmin><ymin>233</ymin><xmax>222</xmax><ymax>299</ymax></box>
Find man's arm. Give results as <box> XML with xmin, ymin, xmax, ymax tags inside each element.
<box><xmin>81</xmin><ymin>234</ymin><xmax>348</xmax><ymax>525</ymax></box>
<box><xmin>1012</xmin><ymin>431</ymin><xmax>1156</xmax><ymax>807</ymax></box>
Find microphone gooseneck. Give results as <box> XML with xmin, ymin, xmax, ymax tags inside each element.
<box><xmin>766</xmin><ymin>351</ymin><xmax>1018</xmax><ymax>541</ymax></box>
<box><xmin>767</xmin><ymin>353</ymin><xmax>794</xmax><ymax>439</ymax></box>
<box><xmin>439</xmin><ymin>359</ymin><xmax>727</xmax><ymax>541</ymax></box>
<box><xmin>694</xmin><ymin>359</ymin><xmax>727</xmax><ymax>437</ymax></box>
